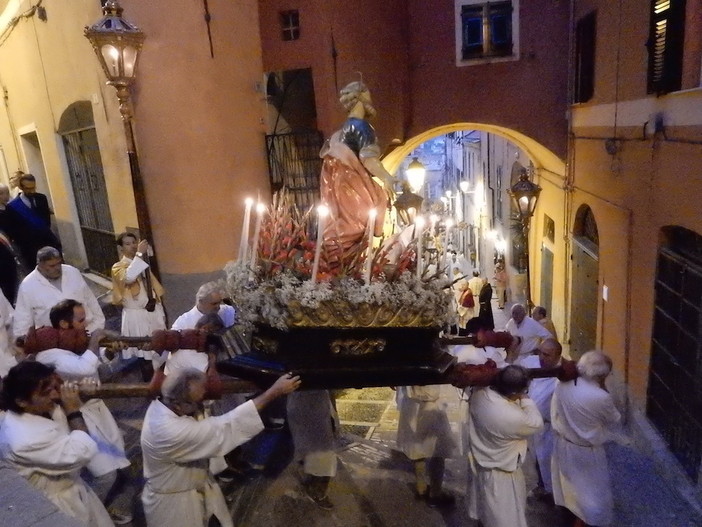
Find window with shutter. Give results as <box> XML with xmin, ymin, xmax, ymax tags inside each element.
<box><xmin>574</xmin><ymin>11</ymin><xmax>596</xmax><ymax>103</ymax></box>
<box><xmin>456</xmin><ymin>0</ymin><xmax>519</xmax><ymax>65</ymax></box>
<box><xmin>647</xmin><ymin>0</ymin><xmax>686</xmax><ymax>94</ymax></box>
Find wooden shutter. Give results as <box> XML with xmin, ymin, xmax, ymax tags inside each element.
<box><xmin>574</xmin><ymin>11</ymin><xmax>596</xmax><ymax>103</ymax></box>
<box><xmin>647</xmin><ymin>0</ymin><xmax>686</xmax><ymax>94</ymax></box>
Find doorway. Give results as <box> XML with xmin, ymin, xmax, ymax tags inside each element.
<box><xmin>569</xmin><ymin>205</ymin><xmax>599</xmax><ymax>360</ymax></box>
<box><xmin>646</xmin><ymin>226</ymin><xmax>702</xmax><ymax>483</ymax></box>
<box><xmin>59</xmin><ymin>102</ymin><xmax>116</xmax><ymax>276</ymax></box>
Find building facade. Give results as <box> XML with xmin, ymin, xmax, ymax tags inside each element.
<box><xmin>1</xmin><ymin>0</ymin><xmax>701</xmax><ymax>493</ymax></box>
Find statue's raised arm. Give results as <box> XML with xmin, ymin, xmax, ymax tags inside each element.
<box><xmin>320</xmin><ymin>81</ymin><xmax>394</xmax><ymax>266</ymax></box>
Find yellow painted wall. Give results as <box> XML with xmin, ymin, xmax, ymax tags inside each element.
<box><xmin>0</xmin><ymin>0</ymin><xmax>138</xmax><ymax>267</ymax></box>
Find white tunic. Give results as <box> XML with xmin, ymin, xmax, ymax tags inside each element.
<box><xmin>469</xmin><ymin>387</ymin><xmax>543</xmax><ymax>527</ymax></box>
<box><xmin>113</xmin><ymin>256</ymin><xmax>166</xmax><ymax>360</ymax></box>
<box><xmin>0</xmin><ymin>290</ymin><xmax>17</xmax><ymax>377</ymax></box>
<box><xmin>287</xmin><ymin>390</ymin><xmax>339</xmax><ymax>477</ymax></box>
<box><xmin>13</xmin><ymin>265</ymin><xmax>105</xmax><ymax>337</ymax></box>
<box><xmin>551</xmin><ymin>378</ymin><xmax>625</xmax><ymax>526</ymax></box>
<box><xmin>35</xmin><ymin>347</ymin><xmax>130</xmax><ymax>477</ymax></box>
<box><xmin>164</xmin><ymin>349</ymin><xmax>209</xmax><ymax>376</ymax></box>
<box><xmin>0</xmin><ymin>408</ymin><xmax>114</xmax><ymax>526</ymax></box>
<box><xmin>522</xmin><ymin>354</ymin><xmax>558</xmax><ymax>492</ymax></box>
<box><xmin>141</xmin><ymin>399</ymin><xmax>264</xmax><ymax>527</ymax></box>
<box><xmin>504</xmin><ymin>316</ymin><xmax>553</xmax><ymax>364</ymax></box>
<box><xmin>171</xmin><ymin>304</ymin><xmax>236</xmax><ymax>330</ymax></box>
<box><xmin>395</xmin><ymin>385</ymin><xmax>456</xmax><ymax>461</ymax></box>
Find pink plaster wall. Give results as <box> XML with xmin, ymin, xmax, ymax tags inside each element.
<box><xmin>259</xmin><ymin>0</ymin><xmax>569</xmax><ymax>158</ymax></box>
<box><xmin>121</xmin><ymin>0</ymin><xmax>270</xmax><ymax>275</ymax></box>
<box><xmin>407</xmin><ymin>0</ymin><xmax>569</xmax><ymax>158</ymax></box>
<box><xmin>258</xmin><ymin>0</ymin><xmax>410</xmax><ymax>148</ymax></box>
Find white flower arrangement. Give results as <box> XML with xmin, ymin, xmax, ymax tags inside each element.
<box><xmin>225</xmin><ymin>259</ymin><xmax>451</xmax><ymax>331</ymax></box>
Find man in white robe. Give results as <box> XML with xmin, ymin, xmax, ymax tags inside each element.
<box><xmin>0</xmin><ymin>361</ymin><xmax>114</xmax><ymax>526</ymax></box>
<box><xmin>450</xmin><ymin>340</ymin><xmax>509</xmax><ymax>521</ymax></box>
<box><xmin>469</xmin><ymin>365</ymin><xmax>543</xmax><ymax>527</ymax></box>
<box><xmin>140</xmin><ymin>368</ymin><xmax>300</xmax><ymax>527</ymax></box>
<box><xmin>504</xmin><ymin>303</ymin><xmax>553</xmax><ymax>364</ymax></box>
<box><xmin>396</xmin><ymin>383</ymin><xmax>457</xmax><ymax>507</ymax></box>
<box><xmin>13</xmin><ymin>246</ymin><xmax>105</xmax><ymax>337</ymax></box>
<box><xmin>34</xmin><ymin>299</ymin><xmax>131</xmax><ymax>523</ymax></box>
<box><xmin>0</xmin><ymin>289</ymin><xmax>17</xmax><ymax>377</ymax></box>
<box><xmin>172</xmin><ymin>282</ymin><xmax>236</xmax><ymax>331</ymax></box>
<box><xmin>287</xmin><ymin>390</ymin><xmax>339</xmax><ymax>510</ymax></box>
<box><xmin>551</xmin><ymin>350</ymin><xmax>628</xmax><ymax>527</ymax></box>
<box><xmin>522</xmin><ymin>338</ymin><xmax>562</xmax><ymax>498</ymax></box>
<box><xmin>111</xmin><ymin>233</ymin><xmax>166</xmax><ymax>361</ymax></box>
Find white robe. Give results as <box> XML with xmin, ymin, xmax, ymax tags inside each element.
<box><xmin>164</xmin><ymin>349</ymin><xmax>209</xmax><ymax>376</ymax></box>
<box><xmin>469</xmin><ymin>387</ymin><xmax>543</xmax><ymax>527</ymax></box>
<box><xmin>449</xmin><ymin>343</ymin><xmax>508</xmax><ymax>520</ymax></box>
<box><xmin>287</xmin><ymin>390</ymin><xmax>338</xmax><ymax>477</ymax></box>
<box><xmin>551</xmin><ymin>378</ymin><xmax>625</xmax><ymax>526</ymax></box>
<box><xmin>0</xmin><ymin>290</ymin><xmax>17</xmax><ymax>377</ymax></box>
<box><xmin>0</xmin><ymin>408</ymin><xmax>114</xmax><ymax>526</ymax></box>
<box><xmin>13</xmin><ymin>265</ymin><xmax>105</xmax><ymax>337</ymax></box>
<box><xmin>113</xmin><ymin>256</ymin><xmax>166</xmax><ymax>360</ymax></box>
<box><xmin>522</xmin><ymin>354</ymin><xmax>558</xmax><ymax>492</ymax></box>
<box><xmin>504</xmin><ymin>316</ymin><xmax>553</xmax><ymax>364</ymax></box>
<box><xmin>395</xmin><ymin>385</ymin><xmax>456</xmax><ymax>461</ymax></box>
<box><xmin>171</xmin><ymin>304</ymin><xmax>236</xmax><ymax>330</ymax></box>
<box><xmin>35</xmin><ymin>347</ymin><xmax>130</xmax><ymax>477</ymax></box>
<box><xmin>140</xmin><ymin>399</ymin><xmax>264</xmax><ymax>527</ymax></box>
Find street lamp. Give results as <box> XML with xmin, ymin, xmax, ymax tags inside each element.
<box><xmin>406</xmin><ymin>157</ymin><xmax>426</xmax><ymax>193</ymax></box>
<box><xmin>508</xmin><ymin>169</ymin><xmax>542</xmax><ymax>309</ymax></box>
<box><xmin>84</xmin><ymin>1</ymin><xmax>158</xmax><ymax>274</ymax></box>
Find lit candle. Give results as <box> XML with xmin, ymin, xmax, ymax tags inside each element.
<box><xmin>248</xmin><ymin>202</ymin><xmax>266</xmax><ymax>277</ymax></box>
<box><xmin>364</xmin><ymin>208</ymin><xmax>377</xmax><ymax>284</ymax></box>
<box><xmin>415</xmin><ymin>215</ymin><xmax>425</xmax><ymax>279</ymax></box>
<box><xmin>311</xmin><ymin>204</ymin><xmax>329</xmax><ymax>284</ymax></box>
<box><xmin>239</xmin><ymin>197</ymin><xmax>254</xmax><ymax>263</ymax></box>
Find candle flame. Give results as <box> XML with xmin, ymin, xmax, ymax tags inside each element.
<box><xmin>245</xmin><ymin>197</ymin><xmax>254</xmax><ymax>206</ymax></box>
<box><xmin>317</xmin><ymin>204</ymin><xmax>330</xmax><ymax>217</ymax></box>
<box><xmin>256</xmin><ymin>203</ymin><xmax>266</xmax><ymax>213</ymax></box>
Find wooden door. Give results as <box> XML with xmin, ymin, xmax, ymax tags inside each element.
<box><xmin>569</xmin><ymin>239</ymin><xmax>598</xmax><ymax>360</ymax></box>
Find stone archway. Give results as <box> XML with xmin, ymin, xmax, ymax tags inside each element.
<box><xmin>381</xmin><ymin>122</ymin><xmax>565</xmax><ymax>178</ymax></box>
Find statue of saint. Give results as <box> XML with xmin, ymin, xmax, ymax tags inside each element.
<box><xmin>319</xmin><ymin>81</ymin><xmax>394</xmax><ymax>265</ymax></box>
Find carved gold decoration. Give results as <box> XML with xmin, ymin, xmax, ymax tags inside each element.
<box><xmin>285</xmin><ymin>300</ymin><xmax>438</xmax><ymax>328</ymax></box>
<box><xmin>330</xmin><ymin>338</ymin><xmax>386</xmax><ymax>356</ymax></box>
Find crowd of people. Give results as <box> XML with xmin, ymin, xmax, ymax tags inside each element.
<box><xmin>0</xmin><ymin>230</ymin><xmax>628</xmax><ymax>527</ymax></box>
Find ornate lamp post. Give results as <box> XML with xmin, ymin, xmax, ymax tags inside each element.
<box><xmin>508</xmin><ymin>169</ymin><xmax>541</xmax><ymax>310</ymax></box>
<box><xmin>84</xmin><ymin>1</ymin><xmax>158</xmax><ymax>274</ymax></box>
<box><xmin>405</xmin><ymin>157</ymin><xmax>426</xmax><ymax>194</ymax></box>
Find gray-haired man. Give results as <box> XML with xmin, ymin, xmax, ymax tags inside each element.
<box><xmin>13</xmin><ymin>246</ymin><xmax>105</xmax><ymax>337</ymax></box>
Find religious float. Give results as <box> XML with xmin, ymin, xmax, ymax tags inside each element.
<box><xmin>216</xmin><ymin>80</ymin><xmax>458</xmax><ymax>389</ymax></box>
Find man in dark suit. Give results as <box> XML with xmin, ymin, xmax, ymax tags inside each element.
<box><xmin>7</xmin><ymin>174</ymin><xmax>61</xmax><ymax>259</ymax></box>
<box><xmin>9</xmin><ymin>173</ymin><xmax>52</xmax><ymax>229</ymax></box>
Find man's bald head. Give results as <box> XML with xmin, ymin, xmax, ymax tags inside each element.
<box><xmin>537</xmin><ymin>338</ymin><xmax>562</xmax><ymax>369</ymax></box>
